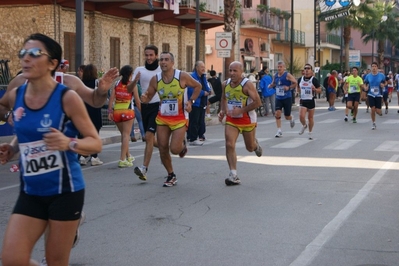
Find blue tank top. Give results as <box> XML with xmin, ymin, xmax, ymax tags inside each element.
<box><xmin>13</xmin><ymin>83</ymin><xmax>85</xmax><ymax>196</ymax></box>
<box><xmin>364</xmin><ymin>73</ymin><xmax>385</xmax><ymax>98</ymax></box>
<box><xmin>274</xmin><ymin>72</ymin><xmax>292</xmax><ymax>100</ymax></box>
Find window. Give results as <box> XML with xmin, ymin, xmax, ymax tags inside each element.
<box><xmin>186</xmin><ymin>46</ymin><xmax>193</xmax><ymax>71</ymax></box>
<box><xmin>162</xmin><ymin>43</ymin><xmax>170</xmax><ymax>52</ymax></box>
<box><xmin>64</xmin><ymin>32</ymin><xmax>76</xmax><ymax>72</ymax></box>
<box><xmin>244</xmin><ymin>0</ymin><xmax>252</xmax><ymax>8</ymax></box>
<box><xmin>260</xmin><ymin>0</ymin><xmax>267</xmax><ymax>5</ymax></box>
<box><xmin>110</xmin><ymin>37</ymin><xmax>120</xmax><ymax>69</ymax></box>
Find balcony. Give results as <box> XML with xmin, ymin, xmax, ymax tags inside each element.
<box><xmin>180</xmin><ymin>0</ymin><xmax>223</xmax><ymax>15</ymax></box>
<box><xmin>241</xmin><ymin>9</ymin><xmax>284</xmax><ymax>34</ymax></box>
<box><xmin>0</xmin><ymin>0</ymin><xmax>224</xmax><ymax>30</ymax></box>
<box><xmin>273</xmin><ymin>28</ymin><xmax>305</xmax><ymax>46</ymax></box>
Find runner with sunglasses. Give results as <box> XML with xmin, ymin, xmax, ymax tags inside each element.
<box><xmin>0</xmin><ymin>34</ymin><xmax>118</xmax><ymax>266</ymax></box>
<box><xmin>297</xmin><ymin>64</ymin><xmax>321</xmax><ymax>140</ymax></box>
<box><xmin>0</xmin><ymin>33</ymin><xmax>102</xmax><ymax>266</ymax></box>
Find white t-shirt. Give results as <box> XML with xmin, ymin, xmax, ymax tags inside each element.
<box><xmin>132</xmin><ymin>66</ymin><xmax>161</xmax><ymax>103</ymax></box>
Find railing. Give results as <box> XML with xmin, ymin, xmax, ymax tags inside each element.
<box><xmin>241</xmin><ymin>9</ymin><xmax>284</xmax><ymax>32</ymax></box>
<box><xmin>274</xmin><ymin>28</ymin><xmax>305</xmax><ymax>45</ymax></box>
<box><xmin>180</xmin><ymin>0</ymin><xmax>223</xmax><ymax>14</ymax></box>
<box><xmin>324</xmin><ymin>33</ymin><xmax>341</xmax><ymax>46</ymax></box>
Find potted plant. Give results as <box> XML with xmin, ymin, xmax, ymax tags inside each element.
<box><xmin>199</xmin><ymin>2</ymin><xmax>206</xmax><ymax>12</ymax></box>
<box><xmin>281</xmin><ymin>11</ymin><xmax>291</xmax><ymax>20</ymax></box>
<box><xmin>248</xmin><ymin>18</ymin><xmax>258</xmax><ymax>24</ymax></box>
<box><xmin>257</xmin><ymin>4</ymin><xmax>269</xmax><ymax>13</ymax></box>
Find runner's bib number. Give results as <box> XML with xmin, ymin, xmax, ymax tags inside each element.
<box><xmin>349</xmin><ymin>85</ymin><xmax>357</xmax><ymax>94</ymax></box>
<box><xmin>276</xmin><ymin>86</ymin><xmax>285</xmax><ymax>96</ymax></box>
<box><xmin>300</xmin><ymin>86</ymin><xmax>312</xmax><ymax>100</ymax></box>
<box><xmin>160</xmin><ymin>99</ymin><xmax>178</xmax><ymax>116</ymax></box>
<box><xmin>19</xmin><ymin>140</ymin><xmax>64</xmax><ymax>177</ymax></box>
<box><xmin>227</xmin><ymin>100</ymin><xmax>243</xmax><ymax>118</ymax></box>
<box><xmin>370</xmin><ymin>86</ymin><xmax>380</xmax><ymax>96</ymax></box>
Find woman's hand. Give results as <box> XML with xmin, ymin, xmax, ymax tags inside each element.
<box><xmin>0</xmin><ymin>143</ymin><xmax>16</xmax><ymax>165</ymax></box>
<box><xmin>43</xmin><ymin>128</ymin><xmax>70</xmax><ymax>151</ymax></box>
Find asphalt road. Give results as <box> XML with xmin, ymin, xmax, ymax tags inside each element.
<box><xmin>1</xmin><ymin>97</ymin><xmax>399</xmax><ymax>266</ymax></box>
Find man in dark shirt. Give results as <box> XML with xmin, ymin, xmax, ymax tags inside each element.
<box><xmin>206</xmin><ymin>70</ymin><xmax>222</xmax><ymax>116</ymax></box>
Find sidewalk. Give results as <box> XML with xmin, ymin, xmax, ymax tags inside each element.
<box><xmin>0</xmin><ymin>115</ymin><xmax>222</xmax><ymax>145</ymax></box>
<box><xmin>100</xmin><ymin>115</ymin><xmax>221</xmax><ymax>145</ymax></box>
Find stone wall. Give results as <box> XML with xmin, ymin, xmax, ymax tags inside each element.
<box><xmin>0</xmin><ymin>4</ymin><xmax>203</xmax><ymax>77</ymax></box>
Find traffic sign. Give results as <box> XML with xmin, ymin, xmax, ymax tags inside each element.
<box><xmin>215</xmin><ymin>32</ymin><xmax>232</xmax><ymax>50</ymax></box>
<box><xmin>217</xmin><ymin>50</ymin><xmax>231</xmax><ymax>58</ymax></box>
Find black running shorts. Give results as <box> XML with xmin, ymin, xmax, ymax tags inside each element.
<box><xmin>13</xmin><ymin>189</ymin><xmax>84</xmax><ymax>221</ymax></box>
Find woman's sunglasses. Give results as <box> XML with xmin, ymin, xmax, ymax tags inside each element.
<box><xmin>18</xmin><ymin>48</ymin><xmax>51</xmax><ymax>59</ymax></box>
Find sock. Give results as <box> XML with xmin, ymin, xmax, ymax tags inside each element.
<box><xmin>168</xmin><ymin>172</ymin><xmax>175</xmax><ymax>177</ymax></box>
<box><xmin>142</xmin><ymin>165</ymin><xmax>148</xmax><ymax>171</ymax></box>
<box><xmin>230</xmin><ymin>170</ymin><xmax>237</xmax><ymax>176</ymax></box>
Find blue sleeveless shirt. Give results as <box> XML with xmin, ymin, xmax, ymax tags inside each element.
<box><xmin>13</xmin><ymin>83</ymin><xmax>85</xmax><ymax>196</ymax></box>
<box><xmin>274</xmin><ymin>72</ymin><xmax>292</xmax><ymax>100</ymax></box>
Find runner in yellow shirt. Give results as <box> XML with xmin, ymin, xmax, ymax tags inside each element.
<box><xmin>344</xmin><ymin>67</ymin><xmax>364</xmax><ymax>123</ymax></box>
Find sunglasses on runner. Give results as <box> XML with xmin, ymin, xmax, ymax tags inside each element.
<box><xmin>18</xmin><ymin>48</ymin><xmax>51</xmax><ymax>59</ymax></box>
<box><xmin>304</xmin><ymin>67</ymin><xmax>311</xmax><ymax>70</ymax></box>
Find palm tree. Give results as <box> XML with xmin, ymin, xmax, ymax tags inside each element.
<box><xmin>360</xmin><ymin>0</ymin><xmax>399</xmax><ymax>69</ymax></box>
<box><xmin>325</xmin><ymin>0</ymin><xmax>375</xmax><ymax>71</ymax></box>
<box><xmin>223</xmin><ymin>0</ymin><xmax>237</xmax><ymax>75</ymax></box>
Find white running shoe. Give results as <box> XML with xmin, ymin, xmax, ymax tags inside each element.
<box><xmin>134</xmin><ymin>166</ymin><xmax>147</xmax><ymax>181</ymax></box>
<box><xmin>290</xmin><ymin>117</ymin><xmax>295</xmax><ymax>128</ymax></box>
<box><xmin>189</xmin><ymin>140</ymin><xmax>204</xmax><ymax>146</ymax></box>
<box><xmin>79</xmin><ymin>156</ymin><xmax>90</xmax><ymax>166</ymax></box>
<box><xmin>91</xmin><ymin>157</ymin><xmax>103</xmax><ymax>166</ymax></box>
<box><xmin>225</xmin><ymin>173</ymin><xmax>241</xmax><ymax>186</ymax></box>
<box><xmin>299</xmin><ymin>124</ymin><xmax>307</xmax><ymax>135</ymax></box>
<box><xmin>308</xmin><ymin>132</ymin><xmax>313</xmax><ymax>140</ymax></box>
<box><xmin>275</xmin><ymin>130</ymin><xmax>282</xmax><ymax>138</ymax></box>
<box><xmin>254</xmin><ymin>139</ymin><xmax>262</xmax><ymax>157</ymax></box>
<box><xmin>372</xmin><ymin>123</ymin><xmax>376</xmax><ymax>130</ymax></box>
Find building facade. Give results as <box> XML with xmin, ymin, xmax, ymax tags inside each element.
<box><xmin>0</xmin><ymin>0</ymin><xmax>224</xmax><ymax>77</ymax></box>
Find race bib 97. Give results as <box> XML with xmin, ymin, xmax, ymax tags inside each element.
<box><xmin>160</xmin><ymin>99</ymin><xmax>178</xmax><ymax>116</ymax></box>
<box><xmin>227</xmin><ymin>100</ymin><xmax>243</xmax><ymax>118</ymax></box>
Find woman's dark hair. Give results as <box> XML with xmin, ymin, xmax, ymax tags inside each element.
<box><xmin>23</xmin><ymin>33</ymin><xmax>62</xmax><ymax>76</ymax></box>
<box><xmin>82</xmin><ymin>64</ymin><xmax>98</xmax><ymax>81</ymax></box>
<box><xmin>120</xmin><ymin>65</ymin><xmax>133</xmax><ymax>85</ymax></box>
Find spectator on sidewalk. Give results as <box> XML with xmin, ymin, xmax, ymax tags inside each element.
<box><xmin>78</xmin><ymin>64</ymin><xmax>104</xmax><ymax>166</ymax></box>
<box><xmin>259</xmin><ymin>67</ymin><xmax>275</xmax><ymax>116</ymax></box>
<box><xmin>206</xmin><ymin>70</ymin><xmax>222</xmax><ymax>118</ymax></box>
<box><xmin>187</xmin><ymin>61</ymin><xmax>211</xmax><ymax>145</ymax></box>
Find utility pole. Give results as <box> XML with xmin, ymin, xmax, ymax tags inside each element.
<box><xmin>195</xmin><ymin>0</ymin><xmax>200</xmax><ymax>62</ymax></box>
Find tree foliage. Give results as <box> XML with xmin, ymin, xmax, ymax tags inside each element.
<box><xmin>325</xmin><ymin>0</ymin><xmax>375</xmax><ymax>71</ymax></box>
<box><xmin>360</xmin><ymin>0</ymin><xmax>399</xmax><ymax>68</ymax></box>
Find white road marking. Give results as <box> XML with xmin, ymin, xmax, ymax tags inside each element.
<box><xmin>375</xmin><ymin>141</ymin><xmax>399</xmax><ymax>152</ymax></box>
<box><xmin>289</xmin><ymin>154</ymin><xmax>399</xmax><ymax>266</ymax></box>
<box><xmin>323</xmin><ymin>139</ymin><xmax>361</xmax><ymax>150</ymax></box>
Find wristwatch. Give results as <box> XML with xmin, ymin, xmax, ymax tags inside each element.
<box><xmin>3</xmin><ymin>110</ymin><xmax>12</xmax><ymax>121</ymax></box>
<box><xmin>190</xmin><ymin>99</ymin><xmax>195</xmax><ymax>104</ymax></box>
<box><xmin>68</xmin><ymin>138</ymin><xmax>78</xmax><ymax>152</ymax></box>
